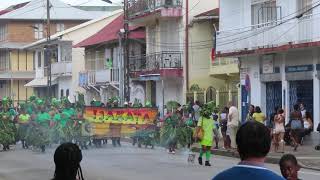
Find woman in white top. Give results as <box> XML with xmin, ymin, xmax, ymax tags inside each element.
<box><xmin>273</xmin><ymin>109</ymin><xmax>285</xmax><ymax>153</ymax></box>
<box><xmin>303</xmin><ymin>112</ymin><xmax>313</xmax><ymax>136</ymax></box>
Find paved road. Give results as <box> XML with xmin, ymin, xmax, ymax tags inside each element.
<box><xmin>0</xmin><ymin>144</ymin><xmax>320</xmax><ymax>180</ymax></box>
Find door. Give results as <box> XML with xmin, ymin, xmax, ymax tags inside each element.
<box><xmin>266</xmin><ymin>82</ymin><xmax>282</xmax><ymax>121</ymax></box>
<box><xmin>151</xmin><ymin>81</ymin><xmax>157</xmax><ymax>107</ymax></box>
<box><xmin>289</xmin><ymin>80</ymin><xmax>313</xmax><ymax>114</ymax></box>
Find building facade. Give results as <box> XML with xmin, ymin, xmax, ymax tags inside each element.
<box><xmin>25</xmin><ymin>10</ymin><xmax>124</xmax><ymax>102</ymax></box>
<box><xmin>217</xmin><ymin>0</ymin><xmax>320</xmax><ymax>128</ymax></box>
<box><xmin>75</xmin><ymin>13</ymin><xmax>145</xmax><ymax>105</ymax></box>
<box><xmin>5</xmin><ymin>0</ymin><xmax>102</xmax><ymax>101</ymax></box>
<box><xmin>128</xmin><ymin>0</ymin><xmax>223</xmax><ymax>114</ymax></box>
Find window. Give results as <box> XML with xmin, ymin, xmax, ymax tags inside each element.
<box><xmin>37</xmin><ymin>51</ymin><xmax>42</xmax><ymax>68</ymax></box>
<box><xmin>251</xmin><ymin>0</ymin><xmax>280</xmax><ymax>27</ymax></box>
<box><xmin>0</xmin><ymin>24</ymin><xmax>7</xmax><ymax>41</ymax></box>
<box><xmin>34</xmin><ymin>23</ymin><xmax>44</xmax><ymax>39</ymax></box>
<box><xmin>297</xmin><ymin>0</ymin><xmax>313</xmax><ymax>16</ymax></box>
<box><xmin>66</xmin><ymin>89</ymin><xmax>70</xmax><ymax>97</ymax></box>
<box><xmin>0</xmin><ymin>50</ymin><xmax>9</xmax><ymax>71</ymax></box>
<box><xmin>56</xmin><ymin>23</ymin><xmax>65</xmax><ymax>33</ymax></box>
<box><xmin>60</xmin><ymin>89</ymin><xmax>64</xmax><ymax>98</ymax></box>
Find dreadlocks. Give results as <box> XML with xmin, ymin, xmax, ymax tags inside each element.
<box><xmin>53</xmin><ymin>143</ymin><xmax>84</xmax><ymax>180</ymax></box>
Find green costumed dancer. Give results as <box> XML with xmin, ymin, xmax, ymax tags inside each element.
<box><xmin>28</xmin><ymin>100</ymin><xmax>50</xmax><ymax>152</ymax></box>
<box><xmin>197</xmin><ymin>104</ymin><xmax>214</xmax><ymax>167</ymax></box>
<box><xmin>0</xmin><ymin>97</ymin><xmax>17</xmax><ymax>151</ymax></box>
<box><xmin>17</xmin><ymin>106</ymin><xmax>31</xmax><ymax>149</ymax></box>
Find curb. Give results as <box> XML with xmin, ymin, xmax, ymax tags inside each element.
<box><xmin>192</xmin><ymin>147</ymin><xmax>320</xmax><ymax>171</ymax></box>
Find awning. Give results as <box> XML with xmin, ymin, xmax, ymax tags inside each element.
<box><xmin>24</xmin><ymin>77</ymin><xmax>58</xmax><ymax>87</ymax></box>
<box><xmin>74</xmin><ymin>14</ymin><xmax>145</xmax><ymax>48</ymax></box>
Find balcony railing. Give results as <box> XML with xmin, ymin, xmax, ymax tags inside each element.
<box><xmin>128</xmin><ymin>0</ymin><xmax>182</xmax><ymax>18</ymax></box>
<box><xmin>212</xmin><ymin>58</ymin><xmax>239</xmax><ymax>66</ymax></box>
<box><xmin>217</xmin><ymin>13</ymin><xmax>318</xmax><ymax>54</ymax></box>
<box><xmin>130</xmin><ymin>51</ymin><xmax>182</xmax><ymax>72</ymax></box>
<box><xmin>79</xmin><ymin>68</ymin><xmax>119</xmax><ymax>87</ymax></box>
<box><xmin>51</xmin><ymin>61</ymin><xmax>72</xmax><ymax>76</ymax></box>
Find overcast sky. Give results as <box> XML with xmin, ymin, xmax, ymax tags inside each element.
<box><xmin>0</xmin><ymin>0</ymin><xmax>122</xmax><ymax>10</ymax></box>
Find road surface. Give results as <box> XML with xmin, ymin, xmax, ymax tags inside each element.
<box><xmin>0</xmin><ymin>143</ymin><xmax>319</xmax><ymax>180</ymax></box>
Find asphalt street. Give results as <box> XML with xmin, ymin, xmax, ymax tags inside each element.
<box><xmin>0</xmin><ymin>143</ymin><xmax>319</xmax><ymax>180</ymax></box>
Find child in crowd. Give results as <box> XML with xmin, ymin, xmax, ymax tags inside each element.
<box><xmin>279</xmin><ymin>154</ymin><xmax>301</xmax><ymax>180</ymax></box>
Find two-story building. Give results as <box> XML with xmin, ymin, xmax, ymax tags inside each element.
<box><xmin>75</xmin><ymin>13</ymin><xmax>145</xmax><ymax>104</ymax></box>
<box><xmin>128</xmin><ymin>0</ymin><xmax>232</xmax><ymax>113</ymax></box>
<box><xmin>25</xmin><ymin>9</ymin><xmax>123</xmax><ymax>101</ymax></box>
<box><xmin>0</xmin><ymin>0</ymin><xmax>104</xmax><ymax>100</ymax></box>
<box><xmin>217</xmin><ymin>0</ymin><xmax>320</xmax><ymax>128</ymax></box>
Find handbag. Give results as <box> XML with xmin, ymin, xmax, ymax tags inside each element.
<box><xmin>193</xmin><ymin>117</ymin><xmax>204</xmax><ymax>141</ymax></box>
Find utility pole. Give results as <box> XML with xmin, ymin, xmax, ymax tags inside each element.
<box><xmin>46</xmin><ymin>0</ymin><xmax>52</xmax><ymax>97</ymax></box>
<box><xmin>123</xmin><ymin>0</ymin><xmax>130</xmax><ymax>103</ymax></box>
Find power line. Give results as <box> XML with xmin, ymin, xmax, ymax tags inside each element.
<box><xmin>217</xmin><ymin>1</ymin><xmax>320</xmax><ymax>47</ymax></box>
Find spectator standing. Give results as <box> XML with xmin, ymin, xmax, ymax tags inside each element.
<box><xmin>212</xmin><ymin>121</ymin><xmax>284</xmax><ymax>180</ymax></box>
<box><xmin>246</xmin><ymin>105</ymin><xmax>255</xmax><ymax>121</ymax></box>
<box><xmin>252</xmin><ymin>106</ymin><xmax>266</xmax><ymax>124</ymax></box>
<box><xmin>227</xmin><ymin>102</ymin><xmax>239</xmax><ymax>149</ymax></box>
<box><xmin>193</xmin><ymin>101</ymin><xmax>201</xmax><ymax>125</ymax></box>
<box><xmin>212</xmin><ymin>109</ymin><xmax>220</xmax><ymax>149</ymax></box>
<box><xmin>52</xmin><ymin>143</ymin><xmax>84</xmax><ymax>180</ymax></box>
<box><xmin>268</xmin><ymin>107</ymin><xmax>279</xmax><ymax>130</ymax></box>
<box><xmin>289</xmin><ymin>104</ymin><xmax>303</xmax><ymax>151</ymax></box>
<box><xmin>300</xmin><ymin>103</ymin><xmax>306</xmax><ymax>121</ymax></box>
<box><xmin>279</xmin><ymin>154</ymin><xmax>301</xmax><ymax>180</ymax></box>
<box><xmin>303</xmin><ymin>112</ymin><xmax>313</xmax><ymax>136</ymax></box>
<box><xmin>219</xmin><ymin>107</ymin><xmax>229</xmax><ymax>149</ymax></box>
<box><xmin>273</xmin><ymin>109</ymin><xmax>285</xmax><ymax>153</ymax></box>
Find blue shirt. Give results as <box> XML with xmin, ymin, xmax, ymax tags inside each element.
<box><xmin>212</xmin><ymin>164</ymin><xmax>285</xmax><ymax>180</ymax></box>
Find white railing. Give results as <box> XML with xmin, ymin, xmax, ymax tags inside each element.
<box><xmin>217</xmin><ymin>13</ymin><xmax>320</xmax><ymax>53</ymax></box>
<box><xmin>80</xmin><ymin>68</ymin><xmax>119</xmax><ymax>86</ymax></box>
<box><xmin>212</xmin><ymin>58</ymin><xmax>239</xmax><ymax>66</ymax></box>
<box><xmin>51</xmin><ymin>61</ymin><xmax>72</xmax><ymax>76</ymax></box>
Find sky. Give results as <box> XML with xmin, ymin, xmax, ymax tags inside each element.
<box><xmin>0</xmin><ymin>0</ymin><xmax>123</xmax><ymax>10</ymax></box>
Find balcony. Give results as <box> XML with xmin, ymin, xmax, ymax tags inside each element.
<box><xmin>128</xmin><ymin>0</ymin><xmax>182</xmax><ymax>24</ymax></box>
<box><xmin>130</xmin><ymin>51</ymin><xmax>183</xmax><ymax>79</ymax></box>
<box><xmin>51</xmin><ymin>61</ymin><xmax>72</xmax><ymax>77</ymax></box>
<box><xmin>217</xmin><ymin>14</ymin><xmax>319</xmax><ymax>56</ymax></box>
<box><xmin>79</xmin><ymin>68</ymin><xmax>119</xmax><ymax>87</ymax></box>
<box><xmin>210</xmin><ymin>58</ymin><xmax>239</xmax><ymax>79</ymax></box>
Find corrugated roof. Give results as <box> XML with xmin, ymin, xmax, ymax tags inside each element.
<box><xmin>75</xmin><ymin>14</ymin><xmax>145</xmax><ymax>48</ymax></box>
<box><xmin>0</xmin><ymin>42</ymin><xmax>30</xmax><ymax>49</ymax></box>
<box><xmin>0</xmin><ymin>2</ymin><xmax>29</xmax><ymax>15</ymax></box>
<box><xmin>24</xmin><ymin>9</ymin><xmax>123</xmax><ymax>49</ymax></box>
<box><xmin>0</xmin><ymin>0</ymin><xmax>104</xmax><ymax>20</ymax></box>
<box><xmin>194</xmin><ymin>8</ymin><xmax>219</xmax><ymax>18</ymax></box>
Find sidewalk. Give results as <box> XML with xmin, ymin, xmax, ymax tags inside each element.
<box><xmin>192</xmin><ymin>132</ymin><xmax>320</xmax><ymax>171</ymax></box>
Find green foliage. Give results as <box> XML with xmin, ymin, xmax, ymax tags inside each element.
<box><xmin>160</xmin><ymin>112</ymin><xmax>193</xmax><ymax>148</ymax></box>
<box><xmin>190</xmin><ymin>84</ymin><xmax>201</xmax><ymax>92</ymax></box>
<box><xmin>133</xmin><ymin>98</ymin><xmax>142</xmax><ymax>108</ymax></box>
<box><xmin>166</xmin><ymin>101</ymin><xmax>179</xmax><ymax>112</ymax></box>
<box><xmin>200</xmin><ymin>104</ymin><xmax>212</xmax><ymax>119</ymax></box>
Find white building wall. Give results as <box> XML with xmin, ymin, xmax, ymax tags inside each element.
<box><xmin>58</xmin><ymin>76</ymin><xmax>73</xmax><ymax>100</ymax></box>
<box><xmin>217</xmin><ymin>0</ymin><xmax>320</xmax><ymax>53</ymax></box>
<box><xmin>156</xmin><ymin>78</ymin><xmax>183</xmax><ymax>110</ymax></box>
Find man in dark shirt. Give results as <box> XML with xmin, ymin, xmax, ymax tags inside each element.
<box><xmin>212</xmin><ymin>121</ymin><xmax>284</xmax><ymax>180</ymax></box>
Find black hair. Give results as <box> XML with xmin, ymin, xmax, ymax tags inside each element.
<box><xmin>223</xmin><ymin>107</ymin><xmax>229</xmax><ymax>113</ymax></box>
<box><xmin>236</xmin><ymin>121</ymin><xmax>271</xmax><ymax>160</ymax></box>
<box><xmin>279</xmin><ymin>154</ymin><xmax>298</xmax><ymax>167</ymax></box>
<box><xmin>305</xmin><ymin>111</ymin><xmax>312</xmax><ymax>119</ymax></box>
<box><xmin>53</xmin><ymin>143</ymin><xmax>84</xmax><ymax>180</ymax></box>
<box><xmin>255</xmin><ymin>106</ymin><xmax>262</xmax><ymax>113</ymax></box>
<box><xmin>278</xmin><ymin>108</ymin><xmax>284</xmax><ymax>114</ymax></box>
<box><xmin>294</xmin><ymin>104</ymin><xmax>300</xmax><ymax>111</ymax></box>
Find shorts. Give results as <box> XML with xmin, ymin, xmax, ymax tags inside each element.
<box><xmin>213</xmin><ymin>128</ymin><xmax>220</xmax><ymax>138</ymax></box>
